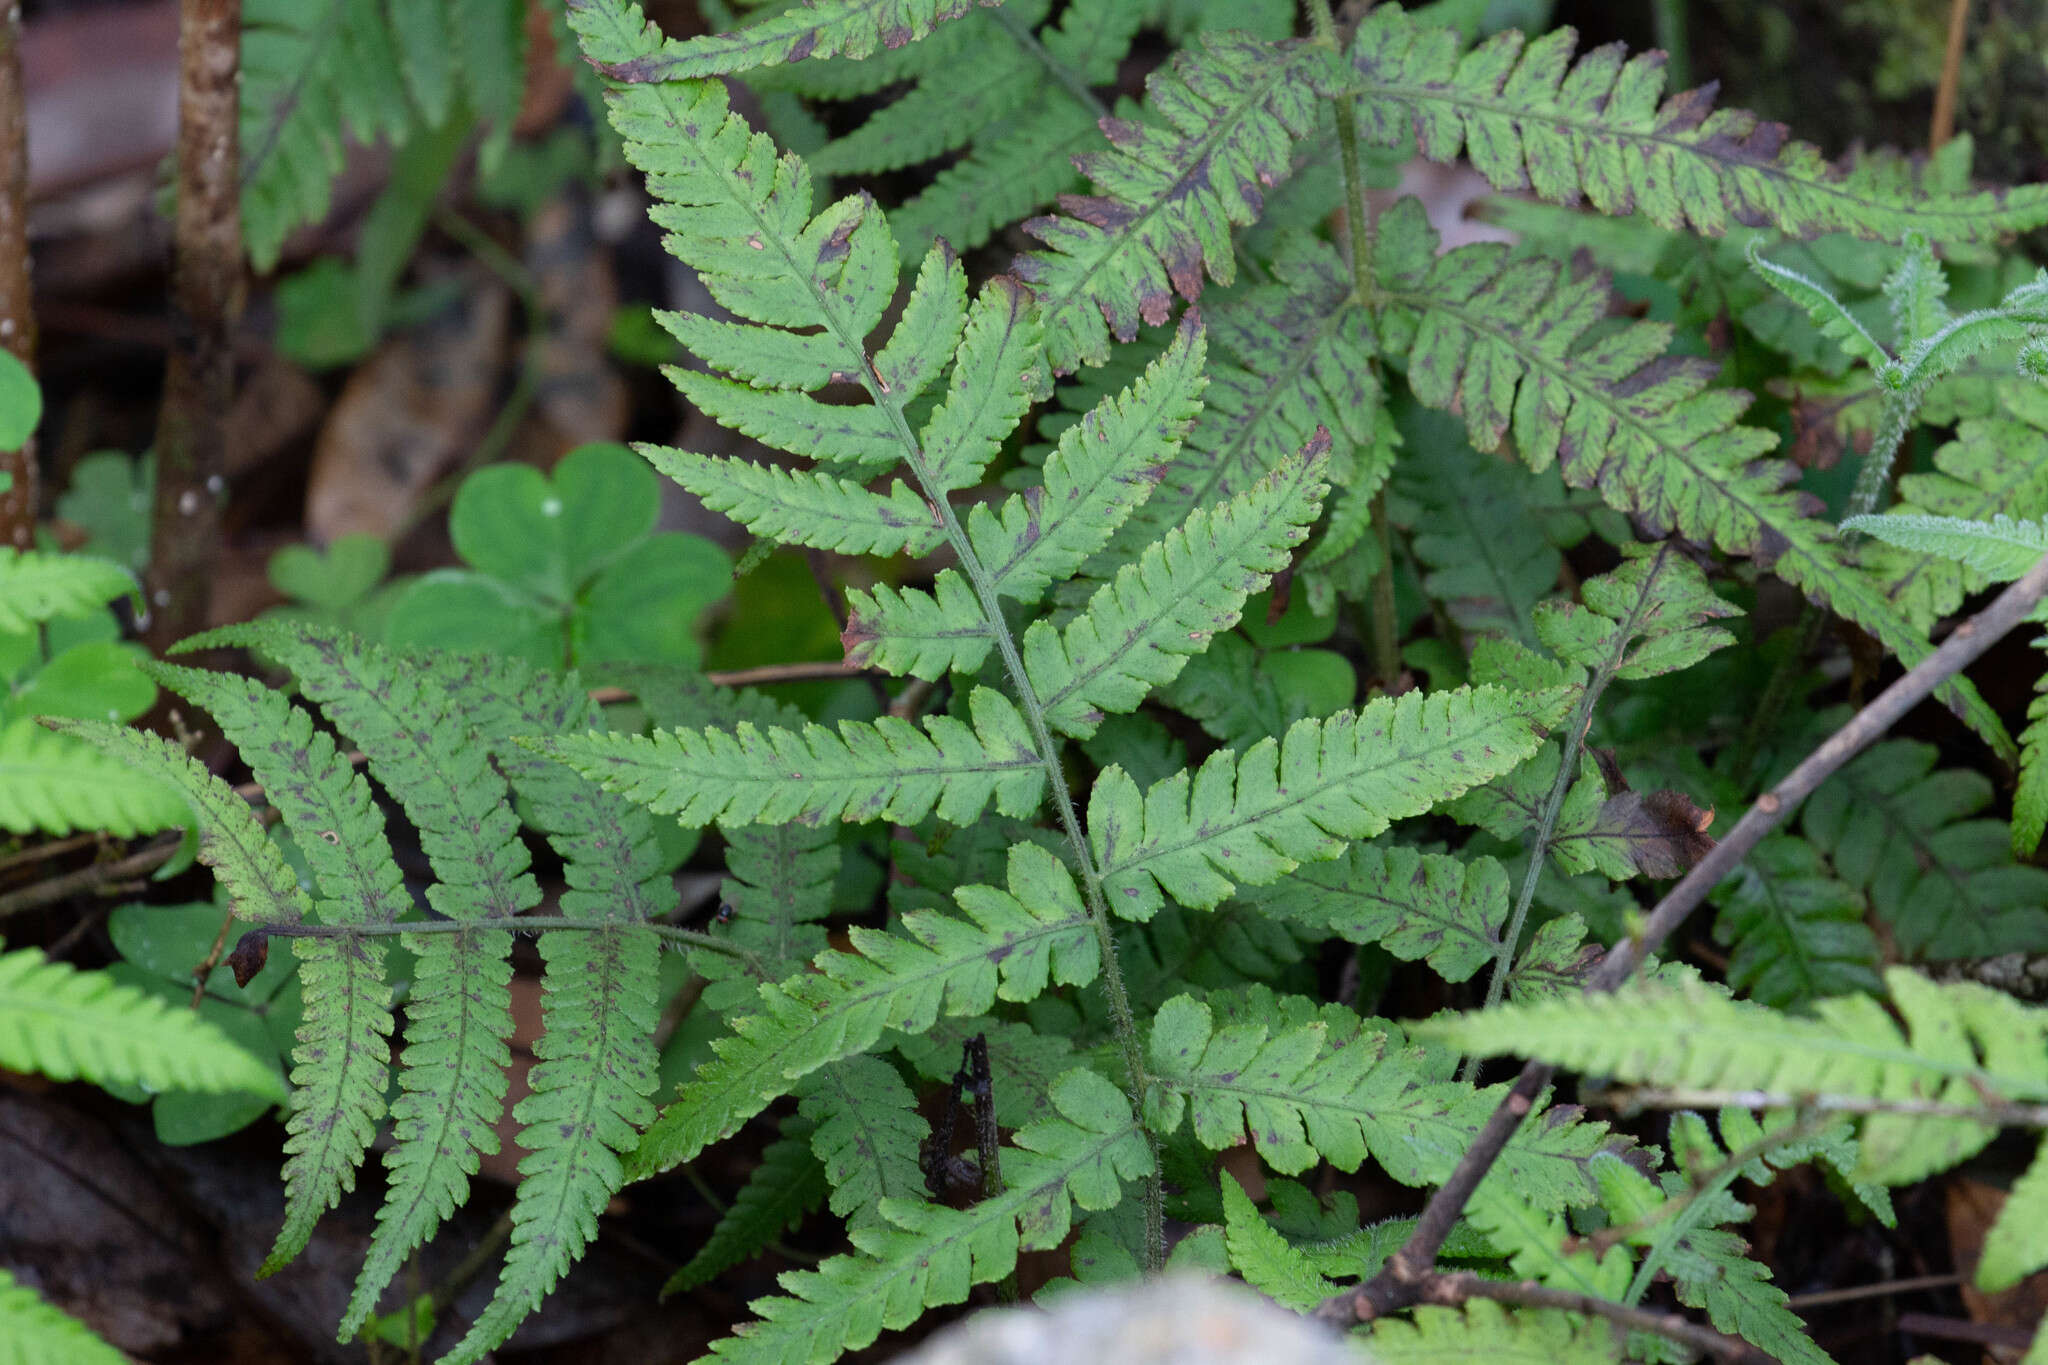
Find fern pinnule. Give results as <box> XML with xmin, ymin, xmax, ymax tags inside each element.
<box><xmin>628</xmin><ymin>842</ymin><xmax>1098</xmax><ymax>1180</ymax></box>
<box><xmin>665</xmin><ymin>1119</ymin><xmax>827</xmax><ymax>1298</ymax></box>
<box><xmin>704</xmin><ymin>1068</ymin><xmax>1150</xmax><ymax>1363</ymax></box>
<box><xmin>1418</xmin><ymin>966</ymin><xmax>2048</xmax><ymax>1184</ymax></box>
<box><xmin>537</xmin><ymin>684</ymin><xmax>1044</xmax><ymax>829</ymax></box>
<box><xmin>53</xmin><ymin>719</ymin><xmax>311</xmax><ymax>926</ymax></box>
<box><xmin>0</xmin><ymin>549</ymin><xmax>136</xmax><ymax>634</ymax></box>
<box><xmin>1091</xmin><ymin>682</ymin><xmax>1574</xmax><ymax>921</ymax></box>
<box><xmin>0</xmin><ymin>943</ymin><xmax>288</xmax><ymax>1101</ymax></box>
<box><xmin>143</xmin><ymin>662</ymin><xmax>404</xmax><ymax>1276</ymax></box>
<box><xmin>1363</xmin><ymin>1301</ymin><xmax>1623</xmax><ymax>1362</ymax></box>
<box><xmin>0</xmin><ymin>720</ymin><xmax>189</xmax><ymax>838</ymax></box>
<box><xmin>1347</xmin><ymin>7</ymin><xmax>2048</xmax><ymax>246</ymax></box>
<box><xmin>1248</xmin><ymin>844</ymin><xmax>1511</xmax><ymax>984</ymax></box>
<box><xmin>800</xmin><ymin>1055</ymin><xmax>930</xmax><ymax>1233</ymax></box>
<box><xmin>1146</xmin><ymin>993</ymin><xmax>1622</xmax><ymax>1208</ymax></box>
<box><xmin>1015</xmin><ymin>31</ymin><xmax>1349</xmax><ymax>370</ymax></box>
<box><xmin>1023</xmin><ymin>432</ymin><xmax>1330</xmax><ymax>738</ymax></box>
<box><xmin>577</xmin><ymin>0</ymin><xmax>994</xmax><ymax>82</ymax></box>
<box><xmin>0</xmin><ymin>1269</ymin><xmax>132</xmax><ymax>1365</ymax></box>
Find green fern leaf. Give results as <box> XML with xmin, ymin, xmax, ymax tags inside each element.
<box><xmin>705</xmin><ymin>1068</ymin><xmax>1149</xmax><ymax>1363</ymax></box>
<box><xmin>1107</xmin><ymin>236</ymin><xmax>1383</xmax><ymax>578</ymax></box>
<box><xmin>1709</xmin><ymin>835</ymin><xmax>1880</xmax><ymax>1008</ymax></box>
<box><xmin>0</xmin><ymin>1269</ymin><xmax>130</xmax><ymax>1365</ymax></box>
<box><xmin>1532</xmin><ymin>542</ymin><xmax>1742</xmax><ymax>680</ymax></box>
<box><xmin>52</xmin><ymin>720</ymin><xmax>310</xmax><ymax>924</ymax></box>
<box><xmin>1247</xmin><ymin>844</ymin><xmax>1509</xmax><ymax>984</ymax></box>
<box><xmin>1374</xmin><ymin>196</ymin><xmax>2012</xmax><ymax>758</ymax></box>
<box><xmin>646</xmin><ymin>451</ymin><xmax>944</xmax><ymax>558</ymax></box>
<box><xmin>800</xmin><ymin>1055</ymin><xmax>929</xmax><ymax>1233</ymax></box>
<box><xmin>1801</xmin><ymin>740</ymin><xmax>2048</xmax><ymax>958</ymax></box>
<box><xmin>1746</xmin><ymin>241</ymin><xmax>1893</xmax><ymax>371</ymax></box>
<box><xmin>0</xmin><ymin>943</ymin><xmax>287</xmax><ymax>1100</ymax></box>
<box><xmin>918</xmin><ymin>278</ymin><xmax>1052</xmax><ymax>493</ymax></box>
<box><xmin>1092</xmin><ymin>683</ymin><xmax>1571</xmax><ymax>920</ymax></box>
<box><xmin>181</xmin><ymin>627</ymin><xmax>530</xmax><ymax>1337</ymax></box>
<box><xmin>1016</xmin><ymin>32</ymin><xmax>1349</xmax><ymax>369</ymax></box>
<box><xmin>840</xmin><ymin>572</ymin><xmax>992</xmax><ymax>679</ymax></box>
<box><xmin>0</xmin><ymin>720</ymin><xmax>188</xmax><ymax>837</ymax></box>
<box><xmin>1979</xmin><ymin>1137</ymin><xmax>2048</xmax><ymax>1292</ymax></box>
<box><xmin>0</xmin><ymin>550</ymin><xmax>135</xmax><ymax>633</ymax></box>
<box><xmin>2020</xmin><ymin>657</ymin><xmax>2048</xmax><ymax>857</ymax></box>
<box><xmin>1146</xmin><ymin>994</ymin><xmax>1620</xmax><ymax>1209</ymax></box>
<box><xmin>537</xmin><ymin>685</ymin><xmax>1043</xmax><ymax>828</ymax></box>
<box><xmin>629</xmin><ymin>842</ymin><xmax>1096</xmax><ymax>1179</ymax></box>
<box><xmin>1348</xmin><ymin>8</ymin><xmax>2048</xmax><ymax>245</ymax></box>
<box><xmin>584</xmin><ymin>0</ymin><xmax>993</xmax><ymax>80</ymax></box>
<box><xmin>1841</xmin><ymin>512</ymin><xmax>2048</xmax><ymax>581</ymax></box>
<box><xmin>1399</xmin><ymin>431</ymin><xmax>1569</xmax><ymax>650</ymax></box>
<box><xmin>1025</xmin><ymin>435</ymin><xmax>1328</xmax><ymax>737</ymax></box>
<box><xmin>1468</xmin><ymin>1180</ymin><xmax>1633</xmax><ymax>1299</ymax></box>
<box><xmin>1419</xmin><ymin>966</ymin><xmax>2048</xmax><ymax>1185</ymax></box>
<box><xmin>972</xmin><ymin>311</ymin><xmax>1208</xmax><ymax>602</ymax></box>
<box><xmin>144</xmin><ymin>664</ymin><xmax>404</xmax><ymax>1276</ymax></box>
<box><xmin>1219</xmin><ymin>1170</ymin><xmax>1337</xmax><ymax>1310</ymax></box>
<box><xmin>1855</xmin><ymin>382</ymin><xmax>2048</xmax><ymax>634</ymax></box>
<box><xmin>1365</xmin><ymin>1301</ymin><xmax>1622</xmax><ymax>1363</ymax></box>
<box><xmin>664</xmin><ymin>1118</ymin><xmax>827</xmax><ymax>1297</ymax></box>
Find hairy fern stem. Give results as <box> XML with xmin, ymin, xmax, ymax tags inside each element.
<box><xmin>1477</xmin><ymin>544</ymin><xmax>1678</xmax><ymax>1022</ymax></box>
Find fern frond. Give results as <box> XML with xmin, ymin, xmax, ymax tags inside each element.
<box><xmin>1015</xmin><ymin>32</ymin><xmax>1349</xmax><ymax>369</ymax></box>
<box><xmin>1146</xmin><ymin>994</ymin><xmax>1621</xmax><ymax>1210</ymax></box>
<box><xmin>1710</xmin><ymin>835</ymin><xmax>1880</xmax><ymax>1008</ymax></box>
<box><xmin>1467</xmin><ymin>1181</ymin><xmax>1633</xmax><ymax>1298</ymax></box>
<box><xmin>2021</xmin><ymin>656</ymin><xmax>2048</xmax><ymax>857</ymax></box>
<box><xmin>0</xmin><ymin>550</ymin><xmax>134</xmax><ymax>633</ymax></box>
<box><xmin>1801</xmin><ymin>740</ymin><xmax>2048</xmax><ymax>958</ymax></box>
<box><xmin>0</xmin><ymin>1270</ymin><xmax>129</xmax><ymax>1365</ymax></box>
<box><xmin>1745</xmin><ymin>241</ymin><xmax>1892</xmax><ymax>371</ymax></box>
<box><xmin>1347</xmin><ymin>7</ymin><xmax>2048</xmax><ymax>245</ymax></box>
<box><xmin>584</xmin><ymin>0</ymin><xmax>993</xmax><ymax>80</ymax></box>
<box><xmin>918</xmin><ymin>278</ymin><xmax>1052</xmax><ymax>492</ymax></box>
<box><xmin>52</xmin><ymin>719</ymin><xmax>309</xmax><ymax>924</ymax></box>
<box><xmin>1247</xmin><ymin>844</ymin><xmax>1510</xmax><ymax>984</ymax></box>
<box><xmin>1365</xmin><ymin>1300</ymin><xmax>1622</xmax><ymax>1364</ymax></box>
<box><xmin>705</xmin><ymin>1068</ymin><xmax>1150</xmax><ymax>1363</ymax></box>
<box><xmin>1842</xmin><ymin>512</ymin><xmax>2048</xmax><ymax>581</ymax></box>
<box><xmin>629</xmin><ymin>843</ymin><xmax>1096</xmax><ymax>1179</ymax></box>
<box><xmin>665</xmin><ymin>1118</ymin><xmax>827</xmax><ymax>1297</ymax></box>
<box><xmin>0</xmin><ymin>720</ymin><xmax>187</xmax><ymax>837</ymax></box>
<box><xmin>143</xmin><ymin>663</ymin><xmax>403</xmax><ymax>1276</ymax></box>
<box><xmin>1419</xmin><ymin>966</ymin><xmax>2048</xmax><ymax>1184</ymax></box>
<box><xmin>1219</xmin><ymin>1170</ymin><xmax>1338</xmax><ymax>1310</ymax></box>
<box><xmin>0</xmin><ymin>943</ymin><xmax>287</xmax><ymax>1100</ymax></box>
<box><xmin>1091</xmin><ymin>683</ymin><xmax>1571</xmax><ymax>920</ymax></box>
<box><xmin>972</xmin><ymin>311</ymin><xmax>1208</xmax><ymax>602</ymax></box>
<box><xmin>1398</xmin><ymin>434</ymin><xmax>1568</xmax><ymax>650</ymax></box>
<box><xmin>647</xmin><ymin>451</ymin><xmax>944</xmax><ymax>558</ymax></box>
<box><xmin>1374</xmin><ymin>197</ymin><xmax>2012</xmax><ymax>757</ymax></box>
<box><xmin>1979</xmin><ymin>1137</ymin><xmax>2048</xmax><ymax>1293</ymax></box>
<box><xmin>180</xmin><ymin>626</ymin><xmax>529</xmax><ymax>1337</ymax></box>
<box><xmin>840</xmin><ymin>572</ymin><xmax>992</xmax><ymax>679</ymax></box>
<box><xmin>536</xmin><ymin>684</ymin><xmax>1043</xmax><ymax>828</ymax></box>
<box><xmin>799</xmin><ymin>1055</ymin><xmax>929</xmax><ymax>1233</ymax></box>
<box><xmin>1159</xmin><ymin>631</ymin><xmax>1350</xmax><ymax>747</ymax></box>
<box><xmin>1024</xmin><ymin>435</ymin><xmax>1329</xmax><ymax>737</ymax></box>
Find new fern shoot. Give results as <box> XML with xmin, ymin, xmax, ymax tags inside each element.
<box><xmin>56</xmin><ymin>0</ymin><xmax>2048</xmax><ymax>1362</ymax></box>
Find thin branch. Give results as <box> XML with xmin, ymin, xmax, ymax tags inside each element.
<box><xmin>0</xmin><ymin>0</ymin><xmax>36</xmax><ymax>549</ymax></box>
<box><xmin>0</xmin><ymin>835</ymin><xmax>188</xmax><ymax>919</ymax></box>
<box><xmin>146</xmin><ymin>0</ymin><xmax>243</xmax><ymax>652</ymax></box>
<box><xmin>1317</xmin><ymin>549</ymin><xmax>2048</xmax><ymax>1327</ymax></box>
<box><xmin>1785</xmin><ymin>1272</ymin><xmax>1965</xmax><ymax>1310</ymax></box>
<box><xmin>1421</xmin><ymin>1273</ymin><xmax>1767</xmax><ymax>1363</ymax></box>
<box><xmin>1929</xmin><ymin>0</ymin><xmax>1971</xmax><ymax>152</ymax></box>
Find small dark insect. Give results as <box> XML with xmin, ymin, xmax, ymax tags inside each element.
<box><xmin>713</xmin><ymin>901</ymin><xmax>736</xmax><ymax>925</ymax></box>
